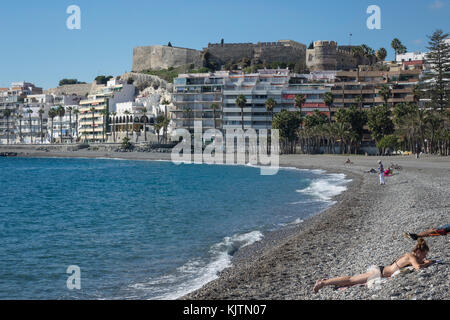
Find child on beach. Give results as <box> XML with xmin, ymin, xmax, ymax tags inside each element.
<box><xmin>313</xmin><ymin>238</ymin><xmax>434</xmax><ymax>293</ymax></box>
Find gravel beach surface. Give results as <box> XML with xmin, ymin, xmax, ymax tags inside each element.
<box><xmin>2</xmin><ymin>146</ymin><xmax>449</xmax><ymax>300</ymax></box>
<box><xmin>183</xmin><ymin>155</ymin><xmax>450</xmax><ymax>300</ymax></box>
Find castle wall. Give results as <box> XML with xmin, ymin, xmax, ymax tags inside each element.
<box><xmin>205</xmin><ymin>43</ymin><xmax>255</xmax><ymax>65</ymax></box>
<box><xmin>205</xmin><ymin>41</ymin><xmax>306</xmax><ymax>66</ymax></box>
<box><xmin>132</xmin><ymin>46</ymin><xmax>203</xmax><ymax>72</ymax></box>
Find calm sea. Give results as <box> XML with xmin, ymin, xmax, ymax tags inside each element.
<box><xmin>0</xmin><ymin>157</ymin><xmax>349</xmax><ymax>299</ymax></box>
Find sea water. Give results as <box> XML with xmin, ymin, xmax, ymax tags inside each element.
<box><xmin>0</xmin><ymin>157</ymin><xmax>350</xmax><ymax>299</ymax></box>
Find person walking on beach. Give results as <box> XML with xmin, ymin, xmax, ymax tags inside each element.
<box><xmin>403</xmin><ymin>224</ymin><xmax>450</xmax><ymax>240</ymax></box>
<box><xmin>313</xmin><ymin>238</ymin><xmax>434</xmax><ymax>293</ymax></box>
<box><xmin>378</xmin><ymin>160</ymin><xmax>385</xmax><ymax>185</ymax></box>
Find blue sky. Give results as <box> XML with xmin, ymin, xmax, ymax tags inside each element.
<box><xmin>0</xmin><ymin>0</ymin><xmax>448</xmax><ymax>89</ymax></box>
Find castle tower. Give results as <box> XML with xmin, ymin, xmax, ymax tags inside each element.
<box><xmin>306</xmin><ymin>41</ymin><xmax>338</xmax><ymax>71</ymax></box>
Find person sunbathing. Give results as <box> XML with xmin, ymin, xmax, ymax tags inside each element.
<box><xmin>313</xmin><ymin>238</ymin><xmax>434</xmax><ymax>293</ymax></box>
<box><xmin>403</xmin><ymin>224</ymin><xmax>449</xmax><ymax>240</ymax></box>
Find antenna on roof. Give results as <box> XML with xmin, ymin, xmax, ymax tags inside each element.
<box><xmin>349</xmin><ymin>33</ymin><xmax>352</xmax><ymax>46</ymax></box>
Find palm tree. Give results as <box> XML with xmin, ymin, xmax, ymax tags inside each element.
<box><xmin>38</xmin><ymin>107</ymin><xmax>44</xmax><ymax>144</ymax></box>
<box><xmin>211</xmin><ymin>103</ymin><xmax>220</xmax><ymax>130</ymax></box>
<box><xmin>73</xmin><ymin>109</ymin><xmax>80</xmax><ymax>142</ymax></box>
<box><xmin>155</xmin><ymin>114</ymin><xmax>169</xmax><ymax>143</ymax></box>
<box><xmin>17</xmin><ymin>114</ymin><xmax>23</xmax><ymax>143</ymax></box>
<box><xmin>2</xmin><ymin>108</ymin><xmax>12</xmax><ymax>144</ymax></box>
<box><xmin>361</xmin><ymin>44</ymin><xmax>376</xmax><ymax>64</ymax></box>
<box><xmin>124</xmin><ymin>110</ymin><xmax>131</xmax><ymax>139</ymax></box>
<box><xmin>265</xmin><ymin>98</ymin><xmax>276</xmax><ymax>129</ymax></box>
<box><xmin>66</xmin><ymin>106</ymin><xmax>73</xmax><ymax>143</ymax></box>
<box><xmin>26</xmin><ymin>108</ymin><xmax>33</xmax><ymax>144</ymax></box>
<box><xmin>141</xmin><ymin>108</ymin><xmax>148</xmax><ymax>142</ymax></box>
<box><xmin>161</xmin><ymin>99</ymin><xmax>170</xmax><ymax>143</ymax></box>
<box><xmin>379</xmin><ymin>85</ymin><xmax>392</xmax><ymax>106</ymax></box>
<box><xmin>57</xmin><ymin>105</ymin><xmax>65</xmax><ymax>143</ymax></box>
<box><xmin>351</xmin><ymin>46</ymin><xmax>365</xmax><ymax>64</ymax></box>
<box><xmin>376</xmin><ymin>48</ymin><xmax>387</xmax><ymax>62</ymax></box>
<box><xmin>90</xmin><ymin>107</ymin><xmax>96</xmax><ymax>143</ymax></box>
<box><xmin>391</xmin><ymin>38</ymin><xmax>407</xmax><ymax>60</ymax></box>
<box><xmin>355</xmin><ymin>95</ymin><xmax>364</xmax><ymax>111</ymax></box>
<box><xmin>323</xmin><ymin>92</ymin><xmax>334</xmax><ymax>124</ymax></box>
<box><xmin>294</xmin><ymin>94</ymin><xmax>306</xmax><ymax>115</ymax></box>
<box><xmin>110</xmin><ymin>112</ymin><xmax>117</xmax><ymax>143</ymax></box>
<box><xmin>184</xmin><ymin>107</ymin><xmax>193</xmax><ymax>133</ymax></box>
<box><xmin>100</xmin><ymin>109</ymin><xmax>108</xmax><ymax>142</ymax></box>
<box><xmin>48</xmin><ymin>108</ymin><xmax>57</xmax><ymax>143</ymax></box>
<box><xmin>235</xmin><ymin>94</ymin><xmax>247</xmax><ymax>130</ymax></box>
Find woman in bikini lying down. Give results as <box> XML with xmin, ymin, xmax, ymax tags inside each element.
<box><xmin>313</xmin><ymin>238</ymin><xmax>434</xmax><ymax>293</ymax></box>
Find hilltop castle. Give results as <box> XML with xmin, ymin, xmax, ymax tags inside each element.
<box><xmin>132</xmin><ymin>40</ymin><xmax>369</xmax><ymax>73</ymax></box>
<box><xmin>306</xmin><ymin>41</ymin><xmax>371</xmax><ymax>71</ymax></box>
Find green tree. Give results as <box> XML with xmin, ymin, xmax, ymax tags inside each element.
<box><xmin>95</xmin><ymin>75</ymin><xmax>113</xmax><ymax>85</ymax></box>
<box><xmin>265</xmin><ymin>98</ymin><xmax>276</xmax><ymax>128</ymax></box>
<box><xmin>323</xmin><ymin>92</ymin><xmax>334</xmax><ymax>123</ymax></box>
<box><xmin>355</xmin><ymin>95</ymin><xmax>364</xmax><ymax>111</ymax></box>
<box><xmin>57</xmin><ymin>105</ymin><xmax>65</xmax><ymax>143</ymax></box>
<box><xmin>376</xmin><ymin>48</ymin><xmax>387</xmax><ymax>61</ymax></box>
<box><xmin>272</xmin><ymin>110</ymin><xmax>302</xmax><ymax>154</ymax></box>
<box><xmin>38</xmin><ymin>108</ymin><xmax>45</xmax><ymax>144</ymax></box>
<box><xmin>304</xmin><ymin>110</ymin><xmax>328</xmax><ymax>128</ymax></box>
<box><xmin>391</xmin><ymin>38</ymin><xmax>407</xmax><ymax>58</ymax></box>
<box><xmin>124</xmin><ymin>110</ymin><xmax>131</xmax><ymax>139</ymax></box>
<box><xmin>211</xmin><ymin>103</ymin><xmax>220</xmax><ymax>130</ymax></box>
<box><xmin>161</xmin><ymin>99</ymin><xmax>171</xmax><ymax>142</ymax></box>
<box><xmin>90</xmin><ymin>107</ymin><xmax>96</xmax><ymax>142</ymax></box>
<box><xmin>235</xmin><ymin>94</ymin><xmax>247</xmax><ymax>130</ymax></box>
<box><xmin>367</xmin><ymin>104</ymin><xmax>395</xmax><ymax>149</ymax></box>
<box><xmin>26</xmin><ymin>108</ymin><xmax>33</xmax><ymax>144</ymax></box>
<box><xmin>48</xmin><ymin>108</ymin><xmax>57</xmax><ymax>143</ymax></box>
<box><xmin>421</xmin><ymin>29</ymin><xmax>450</xmax><ymax>112</ymax></box>
<box><xmin>17</xmin><ymin>114</ymin><xmax>23</xmax><ymax>143</ymax></box>
<box><xmin>377</xmin><ymin>135</ymin><xmax>399</xmax><ymax>154</ymax></box>
<box><xmin>110</xmin><ymin>112</ymin><xmax>117</xmax><ymax>143</ymax></box>
<box><xmin>2</xmin><ymin>108</ymin><xmax>12</xmax><ymax>144</ymax></box>
<box><xmin>154</xmin><ymin>116</ymin><xmax>163</xmax><ymax>143</ymax></box>
<box><xmin>73</xmin><ymin>109</ymin><xmax>80</xmax><ymax>142</ymax></box>
<box><xmin>100</xmin><ymin>109</ymin><xmax>108</xmax><ymax>142</ymax></box>
<box><xmin>183</xmin><ymin>107</ymin><xmax>193</xmax><ymax>133</ymax></box>
<box><xmin>66</xmin><ymin>106</ymin><xmax>73</xmax><ymax>143</ymax></box>
<box><xmin>379</xmin><ymin>85</ymin><xmax>392</xmax><ymax>106</ymax></box>
<box><xmin>141</xmin><ymin>107</ymin><xmax>148</xmax><ymax>142</ymax></box>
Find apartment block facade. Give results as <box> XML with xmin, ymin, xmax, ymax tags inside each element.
<box><xmin>331</xmin><ymin>65</ymin><xmax>422</xmax><ymax>114</ymax></box>
<box><xmin>172</xmin><ymin>69</ymin><xmax>334</xmax><ymax>132</ymax></box>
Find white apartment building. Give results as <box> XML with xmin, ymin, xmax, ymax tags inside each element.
<box><xmin>15</xmin><ymin>104</ymin><xmax>51</xmax><ymax>144</ymax></box>
<box><xmin>78</xmin><ymin>79</ymin><xmax>136</xmax><ymax>142</ymax></box>
<box><xmin>48</xmin><ymin>105</ymin><xmax>80</xmax><ymax>143</ymax></box>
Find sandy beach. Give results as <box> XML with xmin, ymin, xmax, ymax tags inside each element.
<box><xmin>1</xmin><ymin>145</ymin><xmax>449</xmax><ymax>300</ymax></box>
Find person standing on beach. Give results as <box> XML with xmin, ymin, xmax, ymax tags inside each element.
<box><xmin>378</xmin><ymin>160</ymin><xmax>385</xmax><ymax>185</ymax></box>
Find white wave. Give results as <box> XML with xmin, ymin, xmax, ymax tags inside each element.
<box><xmin>277</xmin><ymin>218</ymin><xmax>304</xmax><ymax>228</ymax></box>
<box><xmin>297</xmin><ymin>173</ymin><xmax>351</xmax><ymax>202</ymax></box>
<box><xmin>129</xmin><ymin>230</ymin><xmax>263</xmax><ymax>300</ymax></box>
